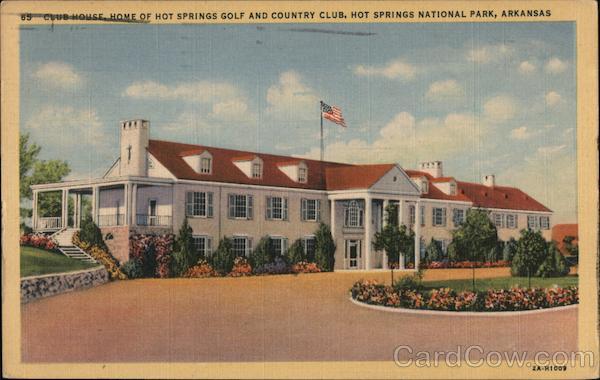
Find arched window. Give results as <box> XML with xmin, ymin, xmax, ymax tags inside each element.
<box><xmin>344</xmin><ymin>200</ymin><xmax>364</xmax><ymax>228</ymax></box>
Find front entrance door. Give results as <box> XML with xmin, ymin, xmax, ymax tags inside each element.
<box><xmin>345</xmin><ymin>240</ymin><xmax>361</xmax><ymax>269</ymax></box>
<box><xmin>148</xmin><ymin>199</ymin><xmax>157</xmax><ymax>226</ymax></box>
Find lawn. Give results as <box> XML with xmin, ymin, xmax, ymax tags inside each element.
<box><xmin>423</xmin><ymin>275</ymin><xmax>578</xmax><ymax>291</ymax></box>
<box><xmin>21</xmin><ymin>246</ymin><xmax>98</xmax><ymax>277</ymax></box>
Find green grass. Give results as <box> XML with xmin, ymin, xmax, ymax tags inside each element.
<box><xmin>422</xmin><ymin>276</ymin><xmax>578</xmax><ymax>292</ymax></box>
<box><xmin>21</xmin><ymin>246</ymin><xmax>98</xmax><ymax>277</ymax></box>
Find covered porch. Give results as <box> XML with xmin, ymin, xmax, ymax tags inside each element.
<box><xmin>329</xmin><ymin>191</ymin><xmax>422</xmax><ymax>271</ymax></box>
<box><xmin>31</xmin><ymin>176</ymin><xmax>175</xmax><ymax>232</ymax></box>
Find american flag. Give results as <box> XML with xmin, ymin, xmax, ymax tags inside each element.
<box><xmin>321</xmin><ymin>101</ymin><xmax>347</xmax><ymax>128</ymax></box>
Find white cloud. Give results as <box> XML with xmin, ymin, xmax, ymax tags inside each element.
<box><xmin>265</xmin><ymin>70</ymin><xmax>319</xmax><ymax>121</ymax></box>
<box><xmin>209</xmin><ymin>99</ymin><xmax>252</xmax><ymax>121</ymax></box>
<box><xmin>545</xmin><ymin>57</ymin><xmax>568</xmax><ymax>74</ymax></box>
<box><xmin>425</xmin><ymin>79</ymin><xmax>463</xmax><ymax>100</ymax></box>
<box><xmin>518</xmin><ymin>61</ymin><xmax>536</xmax><ymax>74</ymax></box>
<box><xmin>33</xmin><ymin>62</ymin><xmax>82</xmax><ymax>90</ymax></box>
<box><xmin>510</xmin><ymin>126</ymin><xmax>536</xmax><ymax>140</ymax></box>
<box><xmin>483</xmin><ymin>95</ymin><xmax>517</xmax><ymax>123</ymax></box>
<box><xmin>300</xmin><ymin>110</ymin><xmax>480</xmax><ymax>165</ymax></box>
<box><xmin>545</xmin><ymin>91</ymin><xmax>562</xmax><ymax>106</ymax></box>
<box><xmin>537</xmin><ymin>144</ymin><xmax>566</xmax><ymax>156</ymax></box>
<box><xmin>26</xmin><ymin>105</ymin><xmax>104</xmax><ymax>142</ymax></box>
<box><xmin>352</xmin><ymin>58</ymin><xmax>417</xmax><ymax>80</ymax></box>
<box><xmin>466</xmin><ymin>44</ymin><xmax>513</xmax><ymax>64</ymax></box>
<box><xmin>123</xmin><ymin>80</ymin><xmax>242</xmax><ymax>103</ymax></box>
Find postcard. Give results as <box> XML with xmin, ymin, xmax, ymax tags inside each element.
<box><xmin>2</xmin><ymin>1</ymin><xmax>598</xmax><ymax>379</ymax></box>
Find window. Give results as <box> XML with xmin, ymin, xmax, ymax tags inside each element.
<box><xmin>449</xmin><ymin>182</ymin><xmax>457</xmax><ymax>195</ymax></box>
<box><xmin>298</xmin><ymin>167</ymin><xmax>307</xmax><ymax>183</ymax></box>
<box><xmin>228</xmin><ymin>194</ymin><xmax>253</xmax><ymax>219</ymax></box>
<box><xmin>421</xmin><ymin>180</ymin><xmax>429</xmax><ymax>194</ymax></box>
<box><xmin>420</xmin><ymin>205</ymin><xmax>426</xmax><ymax>226</ymax></box>
<box><xmin>270</xmin><ymin>236</ymin><xmax>288</xmax><ymax>256</ymax></box>
<box><xmin>540</xmin><ymin>216</ymin><xmax>550</xmax><ymax>230</ymax></box>
<box><xmin>527</xmin><ymin>215</ymin><xmax>539</xmax><ymax>229</ymax></box>
<box><xmin>432</xmin><ymin>207</ymin><xmax>446</xmax><ymax>227</ymax></box>
<box><xmin>266</xmin><ymin>196</ymin><xmax>288</xmax><ymax>220</ymax></box>
<box><xmin>493</xmin><ymin>213</ymin><xmax>504</xmax><ymax>228</ymax></box>
<box><xmin>252</xmin><ymin>163</ymin><xmax>262</xmax><ymax>178</ymax></box>
<box><xmin>302</xmin><ymin>236</ymin><xmax>316</xmax><ymax>260</ymax></box>
<box><xmin>192</xmin><ymin>236</ymin><xmax>212</xmax><ymax>257</ymax></box>
<box><xmin>147</xmin><ymin>157</ymin><xmax>154</xmax><ymax>169</ymax></box>
<box><xmin>232</xmin><ymin>236</ymin><xmax>252</xmax><ymax>257</ymax></box>
<box><xmin>301</xmin><ymin>199</ymin><xmax>321</xmax><ymax>221</ymax></box>
<box><xmin>200</xmin><ymin>157</ymin><xmax>211</xmax><ymax>174</ymax></box>
<box><xmin>452</xmin><ymin>209</ymin><xmax>465</xmax><ymax>227</ymax></box>
<box><xmin>409</xmin><ymin>205</ymin><xmax>416</xmax><ymax>225</ymax></box>
<box><xmin>186</xmin><ymin>192</ymin><xmax>214</xmax><ymax>217</ymax></box>
<box><xmin>506</xmin><ymin>214</ymin><xmax>518</xmax><ymax>229</ymax></box>
<box><xmin>344</xmin><ymin>201</ymin><xmax>364</xmax><ymax>228</ymax></box>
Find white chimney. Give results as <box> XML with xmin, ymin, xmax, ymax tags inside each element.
<box><xmin>483</xmin><ymin>174</ymin><xmax>495</xmax><ymax>187</ymax></box>
<box><xmin>119</xmin><ymin>119</ymin><xmax>149</xmax><ymax>177</ymax></box>
<box><xmin>419</xmin><ymin>161</ymin><xmax>443</xmax><ymax>178</ymax></box>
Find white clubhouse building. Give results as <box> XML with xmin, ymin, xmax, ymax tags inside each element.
<box><xmin>31</xmin><ymin>119</ymin><xmax>553</xmax><ymax>270</ymax></box>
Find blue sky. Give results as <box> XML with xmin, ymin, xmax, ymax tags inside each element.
<box><xmin>20</xmin><ymin>22</ymin><xmax>576</xmax><ymax>222</ymax></box>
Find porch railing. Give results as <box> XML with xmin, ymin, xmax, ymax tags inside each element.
<box><xmin>136</xmin><ymin>214</ymin><xmax>172</xmax><ymax>227</ymax></box>
<box><xmin>37</xmin><ymin>217</ymin><xmax>62</xmax><ymax>230</ymax></box>
<box><xmin>97</xmin><ymin>214</ymin><xmax>126</xmax><ymax>227</ymax></box>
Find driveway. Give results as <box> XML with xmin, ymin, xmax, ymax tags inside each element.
<box><xmin>21</xmin><ymin>272</ymin><xmax>577</xmax><ymax>362</ymax></box>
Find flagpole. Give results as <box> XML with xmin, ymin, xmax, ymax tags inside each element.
<box><xmin>320</xmin><ymin>100</ymin><xmax>324</xmax><ymax>161</ymax></box>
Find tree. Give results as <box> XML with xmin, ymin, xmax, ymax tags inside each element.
<box><xmin>171</xmin><ymin>218</ymin><xmax>196</xmax><ymax>276</ymax></box>
<box><xmin>20</xmin><ymin>133</ymin><xmax>70</xmax><ymax>230</ymax></box>
<box><xmin>502</xmin><ymin>238</ymin><xmax>518</xmax><ymax>261</ymax></box>
<box><xmin>536</xmin><ymin>242</ymin><xmax>569</xmax><ymax>278</ymax></box>
<box><xmin>314</xmin><ymin>222</ymin><xmax>335</xmax><ymax>271</ymax></box>
<box><xmin>424</xmin><ymin>239</ymin><xmax>444</xmax><ymax>262</ymax></box>
<box><xmin>562</xmin><ymin>236</ymin><xmax>578</xmax><ymax>256</ymax></box>
<box><xmin>511</xmin><ymin>229</ymin><xmax>548</xmax><ymax>287</ymax></box>
<box><xmin>450</xmin><ymin>209</ymin><xmax>498</xmax><ymax>262</ymax></box>
<box><xmin>373</xmin><ymin>203</ymin><xmax>413</xmax><ymax>267</ymax></box>
<box><xmin>250</xmin><ymin>236</ymin><xmax>275</xmax><ymax>268</ymax></box>
<box><xmin>211</xmin><ymin>237</ymin><xmax>236</xmax><ymax>274</ymax></box>
<box><xmin>285</xmin><ymin>239</ymin><xmax>305</xmax><ymax>265</ymax></box>
<box><xmin>79</xmin><ymin>216</ymin><xmax>106</xmax><ymax>250</ymax></box>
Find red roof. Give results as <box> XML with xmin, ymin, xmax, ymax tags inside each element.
<box><xmin>148</xmin><ymin>139</ymin><xmax>551</xmax><ymax>212</ymax></box>
<box><xmin>552</xmin><ymin>224</ymin><xmax>578</xmax><ymax>254</ymax></box>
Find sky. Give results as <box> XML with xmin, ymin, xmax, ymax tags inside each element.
<box><xmin>20</xmin><ymin>22</ymin><xmax>576</xmax><ymax>222</ymax></box>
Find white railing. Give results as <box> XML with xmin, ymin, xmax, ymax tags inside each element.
<box><xmin>37</xmin><ymin>217</ymin><xmax>62</xmax><ymax>230</ymax></box>
<box><xmin>97</xmin><ymin>214</ymin><xmax>126</xmax><ymax>227</ymax></box>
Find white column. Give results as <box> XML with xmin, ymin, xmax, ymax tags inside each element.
<box><xmin>364</xmin><ymin>196</ymin><xmax>372</xmax><ymax>270</ymax></box>
<box><xmin>124</xmin><ymin>183</ymin><xmax>130</xmax><ymax>226</ymax></box>
<box><xmin>398</xmin><ymin>199</ymin><xmax>405</xmax><ymax>270</ymax></box>
<box><xmin>76</xmin><ymin>193</ymin><xmax>81</xmax><ymax>228</ymax></box>
<box><xmin>92</xmin><ymin>186</ymin><xmax>99</xmax><ymax>223</ymax></box>
<box><xmin>131</xmin><ymin>184</ymin><xmax>137</xmax><ymax>226</ymax></box>
<box><xmin>32</xmin><ymin>190</ymin><xmax>38</xmax><ymax>230</ymax></box>
<box><xmin>382</xmin><ymin>199</ymin><xmax>389</xmax><ymax>270</ymax></box>
<box><xmin>61</xmin><ymin>189</ymin><xmax>68</xmax><ymax>229</ymax></box>
<box><xmin>414</xmin><ymin>201</ymin><xmax>421</xmax><ymax>271</ymax></box>
<box><xmin>330</xmin><ymin>200</ymin><xmax>335</xmax><ymax>239</ymax></box>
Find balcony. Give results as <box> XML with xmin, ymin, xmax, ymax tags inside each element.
<box><xmin>136</xmin><ymin>214</ymin><xmax>172</xmax><ymax>227</ymax></box>
<box><xmin>97</xmin><ymin>214</ymin><xmax>126</xmax><ymax>227</ymax></box>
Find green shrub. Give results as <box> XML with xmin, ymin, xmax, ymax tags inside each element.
<box><xmin>314</xmin><ymin>223</ymin><xmax>335</xmax><ymax>271</ymax></box>
<box><xmin>503</xmin><ymin>238</ymin><xmax>518</xmax><ymax>261</ymax></box>
<box><xmin>424</xmin><ymin>239</ymin><xmax>443</xmax><ymax>262</ymax></box>
<box><xmin>536</xmin><ymin>243</ymin><xmax>570</xmax><ymax>277</ymax></box>
<box><xmin>211</xmin><ymin>237</ymin><xmax>236</xmax><ymax>275</ymax></box>
<box><xmin>286</xmin><ymin>239</ymin><xmax>305</xmax><ymax>265</ymax></box>
<box><xmin>450</xmin><ymin>209</ymin><xmax>498</xmax><ymax>262</ymax></box>
<box><xmin>393</xmin><ymin>274</ymin><xmax>424</xmax><ymax>291</ymax></box>
<box><xmin>121</xmin><ymin>259</ymin><xmax>144</xmax><ymax>279</ymax></box>
<box><xmin>79</xmin><ymin>216</ymin><xmax>106</xmax><ymax>249</ymax></box>
<box><xmin>511</xmin><ymin>229</ymin><xmax>548</xmax><ymax>278</ymax></box>
<box><xmin>249</xmin><ymin>236</ymin><xmax>274</xmax><ymax>268</ymax></box>
<box><xmin>170</xmin><ymin>219</ymin><xmax>196</xmax><ymax>277</ymax></box>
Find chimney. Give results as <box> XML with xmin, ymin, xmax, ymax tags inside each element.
<box><xmin>119</xmin><ymin>119</ymin><xmax>150</xmax><ymax>177</ymax></box>
<box><xmin>483</xmin><ymin>174</ymin><xmax>495</xmax><ymax>187</ymax></box>
<box><xmin>419</xmin><ymin>161</ymin><xmax>443</xmax><ymax>178</ymax></box>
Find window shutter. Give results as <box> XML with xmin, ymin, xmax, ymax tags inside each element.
<box><xmin>228</xmin><ymin>194</ymin><xmax>235</xmax><ymax>219</ymax></box>
<box><xmin>247</xmin><ymin>195</ymin><xmax>253</xmax><ymax>220</ymax></box>
<box><xmin>316</xmin><ymin>200</ymin><xmax>321</xmax><ymax>221</ymax></box>
<box><xmin>207</xmin><ymin>192</ymin><xmax>214</xmax><ymax>217</ymax></box>
<box><xmin>442</xmin><ymin>208</ymin><xmax>447</xmax><ymax>227</ymax></box>
<box><xmin>283</xmin><ymin>198</ymin><xmax>288</xmax><ymax>221</ymax></box>
<box><xmin>206</xmin><ymin>237</ymin><xmax>212</xmax><ymax>256</ymax></box>
<box><xmin>247</xmin><ymin>237</ymin><xmax>253</xmax><ymax>256</ymax></box>
<box><xmin>514</xmin><ymin>215</ymin><xmax>518</xmax><ymax>229</ymax></box>
<box><xmin>420</xmin><ymin>206</ymin><xmax>425</xmax><ymax>226</ymax></box>
<box><xmin>186</xmin><ymin>192</ymin><xmax>193</xmax><ymax>216</ymax></box>
<box><xmin>266</xmin><ymin>196</ymin><xmax>272</xmax><ymax>220</ymax></box>
<box><xmin>283</xmin><ymin>238</ymin><xmax>288</xmax><ymax>254</ymax></box>
<box><xmin>301</xmin><ymin>199</ymin><xmax>307</xmax><ymax>221</ymax></box>
<box><xmin>432</xmin><ymin>208</ymin><xmax>436</xmax><ymax>225</ymax></box>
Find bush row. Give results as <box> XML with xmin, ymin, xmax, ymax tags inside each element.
<box><xmin>350</xmin><ymin>280</ymin><xmax>578</xmax><ymax>312</ymax></box>
<box><xmin>20</xmin><ymin>233</ymin><xmax>58</xmax><ymax>251</ymax></box>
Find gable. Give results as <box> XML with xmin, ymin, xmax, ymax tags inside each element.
<box><xmin>147</xmin><ymin>153</ymin><xmax>176</xmax><ymax>179</ymax></box>
<box><xmin>370</xmin><ymin>165</ymin><xmax>421</xmax><ymax>194</ymax></box>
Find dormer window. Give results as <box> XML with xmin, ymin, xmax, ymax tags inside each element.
<box><xmin>421</xmin><ymin>180</ymin><xmax>429</xmax><ymax>194</ymax></box>
<box><xmin>449</xmin><ymin>182</ymin><xmax>456</xmax><ymax>195</ymax></box>
<box><xmin>298</xmin><ymin>167</ymin><xmax>307</xmax><ymax>183</ymax></box>
<box><xmin>200</xmin><ymin>157</ymin><xmax>211</xmax><ymax>174</ymax></box>
<box><xmin>252</xmin><ymin>162</ymin><xmax>262</xmax><ymax>178</ymax></box>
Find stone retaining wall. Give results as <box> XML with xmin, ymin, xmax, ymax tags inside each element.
<box><xmin>21</xmin><ymin>266</ymin><xmax>109</xmax><ymax>303</ymax></box>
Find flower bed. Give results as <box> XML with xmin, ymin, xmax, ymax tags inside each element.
<box><xmin>73</xmin><ymin>232</ymin><xmax>127</xmax><ymax>280</ymax></box>
<box><xmin>388</xmin><ymin>261</ymin><xmax>510</xmax><ymax>270</ymax></box>
<box><xmin>229</xmin><ymin>257</ymin><xmax>253</xmax><ymax>277</ymax></box>
<box><xmin>350</xmin><ymin>280</ymin><xmax>578</xmax><ymax>312</ymax></box>
<box><xmin>20</xmin><ymin>233</ymin><xmax>58</xmax><ymax>251</ymax></box>
<box><xmin>182</xmin><ymin>260</ymin><xmax>219</xmax><ymax>278</ymax></box>
<box><xmin>291</xmin><ymin>261</ymin><xmax>321</xmax><ymax>274</ymax></box>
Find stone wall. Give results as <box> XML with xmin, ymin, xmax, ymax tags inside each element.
<box><xmin>21</xmin><ymin>266</ymin><xmax>109</xmax><ymax>303</ymax></box>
